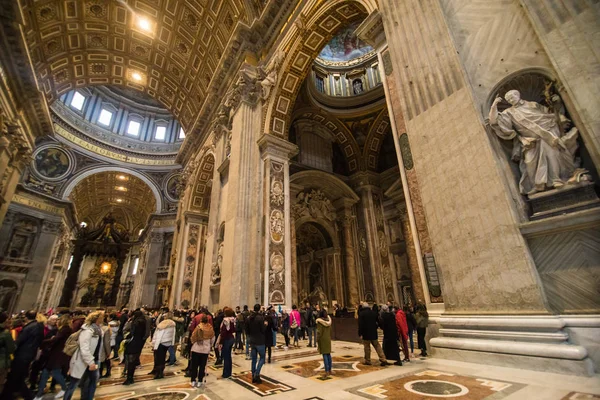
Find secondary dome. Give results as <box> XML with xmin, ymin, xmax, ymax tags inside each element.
<box><xmin>316</xmin><ymin>21</ymin><xmax>373</xmax><ymax>64</ymax></box>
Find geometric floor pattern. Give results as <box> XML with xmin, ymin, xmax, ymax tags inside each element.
<box><xmin>346</xmin><ymin>369</ymin><xmax>525</xmax><ymax>399</ymax></box>
<box><xmin>284</xmin><ymin>355</ymin><xmax>390</xmax><ymax>382</ymax></box>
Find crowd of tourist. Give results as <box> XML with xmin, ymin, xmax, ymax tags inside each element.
<box><xmin>0</xmin><ymin>300</ymin><xmax>428</xmax><ymax>399</ymax></box>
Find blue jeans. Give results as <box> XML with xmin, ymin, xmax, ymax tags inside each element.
<box><xmin>307</xmin><ymin>326</ymin><xmax>316</xmax><ymax>346</ymax></box>
<box><xmin>245</xmin><ymin>335</ymin><xmax>250</xmax><ymax>357</ymax></box>
<box><xmin>272</xmin><ymin>331</ymin><xmax>277</xmax><ymax>347</ymax></box>
<box><xmin>292</xmin><ymin>327</ymin><xmax>299</xmax><ymax>344</ymax></box>
<box><xmin>221</xmin><ymin>337</ymin><xmax>235</xmax><ymax>378</ymax></box>
<box><xmin>37</xmin><ymin>368</ymin><xmax>67</xmax><ymax>397</ymax></box>
<box><xmin>64</xmin><ymin>368</ymin><xmax>99</xmax><ymax>400</ymax></box>
<box><xmin>323</xmin><ymin>353</ymin><xmax>332</xmax><ymax>372</ymax></box>
<box><xmin>408</xmin><ymin>328</ymin><xmax>414</xmax><ymax>353</ymax></box>
<box><xmin>168</xmin><ymin>345</ymin><xmax>176</xmax><ymax>364</ymax></box>
<box><xmin>250</xmin><ymin>344</ymin><xmax>265</xmax><ymax>377</ymax></box>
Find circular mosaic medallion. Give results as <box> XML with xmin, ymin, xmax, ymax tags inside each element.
<box><xmin>404</xmin><ymin>380</ymin><xmax>469</xmax><ymax>397</ymax></box>
<box><xmin>164</xmin><ymin>173</ymin><xmax>182</xmax><ymax>202</ymax></box>
<box><xmin>32</xmin><ymin>146</ymin><xmax>74</xmax><ymax>181</ymax></box>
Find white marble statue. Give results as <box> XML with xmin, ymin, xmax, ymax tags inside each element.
<box><xmin>260</xmin><ymin>52</ymin><xmax>284</xmax><ymax>100</ymax></box>
<box><xmin>489</xmin><ymin>90</ymin><xmax>589</xmax><ymax>196</ymax></box>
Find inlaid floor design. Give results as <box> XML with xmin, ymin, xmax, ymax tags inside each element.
<box><xmin>346</xmin><ymin>369</ymin><xmax>525</xmax><ymax>399</ymax></box>
<box><xmin>284</xmin><ymin>355</ymin><xmax>390</xmax><ymax>381</ymax></box>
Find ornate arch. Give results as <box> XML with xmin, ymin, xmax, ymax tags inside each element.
<box><xmin>264</xmin><ymin>0</ymin><xmax>373</xmax><ymax>138</ymax></box>
<box><xmin>189</xmin><ymin>153</ymin><xmax>215</xmax><ymax>214</ymax></box>
<box><xmin>292</xmin><ymin>106</ymin><xmax>364</xmax><ymax>172</ymax></box>
<box><xmin>363</xmin><ymin>108</ymin><xmax>391</xmax><ymax>170</ymax></box>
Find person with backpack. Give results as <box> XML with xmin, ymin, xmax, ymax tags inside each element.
<box><xmin>63</xmin><ymin>310</ymin><xmax>105</xmax><ymax>400</ymax></box>
<box><xmin>0</xmin><ymin>312</ymin><xmax>15</xmax><ymax>396</ymax></box>
<box><xmin>289</xmin><ymin>305</ymin><xmax>301</xmax><ymax>347</ymax></box>
<box><xmin>1</xmin><ymin>309</ymin><xmax>44</xmax><ymax>400</ymax></box>
<box><xmin>34</xmin><ymin>314</ymin><xmax>72</xmax><ymax>400</ymax></box>
<box><xmin>189</xmin><ymin>315</ymin><xmax>214</xmax><ymax>388</ymax></box>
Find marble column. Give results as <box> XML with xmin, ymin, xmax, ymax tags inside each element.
<box><xmin>396</xmin><ymin>204</ymin><xmax>425</xmax><ymax>304</ymax></box>
<box><xmin>337</xmin><ymin>202</ymin><xmax>360</xmax><ymax>308</ymax></box>
<box><xmin>35</xmin><ymin>221</ymin><xmax>66</xmax><ymax>310</ymax></box>
<box><xmin>140</xmin><ymin>232</ymin><xmax>164</xmax><ymax>307</ymax></box>
<box><xmin>59</xmin><ymin>244</ymin><xmax>84</xmax><ymax>307</ymax></box>
<box><xmin>258</xmin><ymin>134</ymin><xmax>298</xmax><ymax>309</ymax></box>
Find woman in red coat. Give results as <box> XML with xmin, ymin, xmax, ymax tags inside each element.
<box><xmin>395</xmin><ymin>308</ymin><xmax>410</xmax><ymax>362</ymax></box>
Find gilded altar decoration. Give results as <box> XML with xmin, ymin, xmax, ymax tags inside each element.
<box><xmin>270</xmin><ymin>209</ymin><xmax>284</xmax><ymax>243</ymax></box>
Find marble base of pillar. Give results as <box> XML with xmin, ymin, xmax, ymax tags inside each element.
<box><xmin>429</xmin><ymin>315</ymin><xmax>595</xmax><ymax>376</ymax></box>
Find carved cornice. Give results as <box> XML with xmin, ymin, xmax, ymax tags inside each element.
<box><xmin>258</xmin><ymin>134</ymin><xmax>299</xmax><ymax>161</ymax></box>
<box><xmin>355</xmin><ymin>11</ymin><xmax>386</xmax><ymax>49</ymax></box>
<box><xmin>42</xmin><ymin>220</ymin><xmax>64</xmax><ymax>234</ymax></box>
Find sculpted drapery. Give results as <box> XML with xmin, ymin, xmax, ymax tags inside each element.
<box><xmin>489</xmin><ymin>90</ymin><xmax>588</xmax><ymax>196</ymax></box>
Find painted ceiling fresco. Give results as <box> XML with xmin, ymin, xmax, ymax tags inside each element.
<box><xmin>317</xmin><ymin>21</ymin><xmax>373</xmax><ymax>62</ymax></box>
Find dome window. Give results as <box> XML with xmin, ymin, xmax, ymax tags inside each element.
<box><xmin>155</xmin><ymin>125</ymin><xmax>166</xmax><ymax>141</ymax></box>
<box><xmin>127</xmin><ymin>120</ymin><xmax>141</xmax><ymax>136</ymax></box>
<box><xmin>98</xmin><ymin>109</ymin><xmax>113</xmax><ymax>126</ymax></box>
<box><xmin>70</xmin><ymin>91</ymin><xmax>86</xmax><ymax>111</ymax></box>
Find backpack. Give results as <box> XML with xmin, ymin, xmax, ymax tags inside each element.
<box><xmin>63</xmin><ymin>330</ymin><xmax>82</xmax><ymax>356</ymax></box>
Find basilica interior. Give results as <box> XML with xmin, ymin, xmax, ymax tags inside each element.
<box><xmin>1</xmin><ymin>0</ymin><xmax>599</xmax><ymax>398</ymax></box>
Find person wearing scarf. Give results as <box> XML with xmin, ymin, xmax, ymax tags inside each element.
<box><xmin>316</xmin><ymin>310</ymin><xmax>333</xmax><ymax>376</ymax></box>
<box><xmin>217</xmin><ymin>308</ymin><xmax>236</xmax><ymax>379</ymax></box>
<box><xmin>64</xmin><ymin>311</ymin><xmax>105</xmax><ymax>400</ymax></box>
<box><xmin>189</xmin><ymin>316</ymin><xmax>215</xmax><ymax>388</ymax></box>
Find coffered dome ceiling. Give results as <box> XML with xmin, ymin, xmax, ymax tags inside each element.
<box><xmin>69</xmin><ymin>171</ymin><xmax>157</xmax><ymax>233</ymax></box>
<box><xmin>21</xmin><ymin>0</ymin><xmax>285</xmax><ymax>141</ymax></box>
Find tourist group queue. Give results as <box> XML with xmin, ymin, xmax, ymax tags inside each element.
<box><xmin>0</xmin><ymin>301</ymin><xmax>428</xmax><ymax>399</ymax></box>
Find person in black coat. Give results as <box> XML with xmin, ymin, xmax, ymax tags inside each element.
<box><xmin>357</xmin><ymin>303</ymin><xmax>389</xmax><ymax>367</ymax></box>
<box><xmin>114</xmin><ymin>308</ymin><xmax>129</xmax><ymax>360</ymax></box>
<box><xmin>0</xmin><ymin>310</ymin><xmax>44</xmax><ymax>400</ymax></box>
<box><xmin>380</xmin><ymin>305</ymin><xmax>401</xmax><ymax>365</ymax></box>
<box><xmin>213</xmin><ymin>310</ymin><xmax>224</xmax><ymax>365</ymax></box>
<box><xmin>123</xmin><ymin>310</ymin><xmax>146</xmax><ymax>385</ymax></box>
<box><xmin>264</xmin><ymin>309</ymin><xmax>275</xmax><ymax>364</ymax></box>
<box><xmin>245</xmin><ymin>304</ymin><xmax>266</xmax><ymax>384</ymax></box>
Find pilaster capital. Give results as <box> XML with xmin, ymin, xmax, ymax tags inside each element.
<box><xmin>350</xmin><ymin>171</ymin><xmax>380</xmax><ymax>192</ymax></box>
<box><xmin>258</xmin><ymin>134</ymin><xmax>299</xmax><ymax>161</ymax></box>
<box><xmin>355</xmin><ymin>10</ymin><xmax>386</xmax><ymax>49</ymax></box>
<box><xmin>149</xmin><ymin>232</ymin><xmax>164</xmax><ymax>243</ymax></box>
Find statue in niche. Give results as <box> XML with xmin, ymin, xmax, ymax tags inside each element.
<box><xmin>210</xmin><ymin>243</ymin><xmax>223</xmax><ymax>286</ymax></box>
<box><xmin>489</xmin><ymin>89</ymin><xmax>591</xmax><ymax>196</ymax></box>
<box><xmin>353</xmin><ymin>79</ymin><xmax>363</xmax><ymax>95</ymax></box>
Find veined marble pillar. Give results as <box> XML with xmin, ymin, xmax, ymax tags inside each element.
<box><xmin>337</xmin><ymin>202</ymin><xmax>360</xmax><ymax>308</ymax></box>
<box><xmin>171</xmin><ymin>217</ymin><xmax>206</xmax><ymax>309</ymax></box>
<box><xmin>258</xmin><ymin>134</ymin><xmax>298</xmax><ymax>309</ymax></box>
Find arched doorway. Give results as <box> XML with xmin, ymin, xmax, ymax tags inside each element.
<box><xmin>295</xmin><ymin>221</ymin><xmax>337</xmax><ymax>306</ymax></box>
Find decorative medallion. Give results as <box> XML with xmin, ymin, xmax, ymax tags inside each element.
<box><xmin>270</xmin><ymin>179</ymin><xmax>284</xmax><ymax>206</ymax></box>
<box><xmin>270</xmin><ymin>209</ymin><xmax>284</xmax><ymax>243</ymax></box>
<box><xmin>269</xmin><ymin>252</ymin><xmax>284</xmax><ymax>287</ymax></box>
<box><xmin>31</xmin><ymin>145</ymin><xmax>74</xmax><ymax>181</ymax></box>
<box><xmin>164</xmin><ymin>173</ymin><xmax>183</xmax><ymax>202</ymax></box>
<box><xmin>359</xmin><ymin>229</ymin><xmax>368</xmax><ymax>258</ymax></box>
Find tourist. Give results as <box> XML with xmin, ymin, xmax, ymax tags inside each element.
<box><xmin>289</xmin><ymin>305</ymin><xmax>301</xmax><ymax>347</ymax></box>
<box><xmin>0</xmin><ymin>312</ymin><xmax>15</xmax><ymax>395</ymax></box>
<box><xmin>30</xmin><ymin>314</ymin><xmax>56</xmax><ymax>393</ymax></box>
<box><xmin>358</xmin><ymin>302</ymin><xmax>389</xmax><ymax>366</ymax></box>
<box><xmin>151</xmin><ymin>312</ymin><xmax>176</xmax><ymax>380</ymax></box>
<box><xmin>34</xmin><ymin>314</ymin><xmax>71</xmax><ymax>400</ymax></box>
<box><xmin>396</xmin><ymin>307</ymin><xmax>410</xmax><ymax>362</ymax></box>
<box><xmin>264</xmin><ymin>307</ymin><xmax>275</xmax><ymax>364</ymax></box>
<box><xmin>316</xmin><ymin>309</ymin><xmax>332</xmax><ymax>377</ymax></box>
<box><xmin>245</xmin><ymin>304</ymin><xmax>266</xmax><ymax>384</ymax></box>
<box><xmin>123</xmin><ymin>310</ymin><xmax>146</xmax><ymax>385</ymax></box>
<box><xmin>280</xmin><ymin>309</ymin><xmax>290</xmax><ymax>349</ymax></box>
<box><xmin>234</xmin><ymin>309</ymin><xmax>244</xmax><ymax>353</ymax></box>
<box><xmin>113</xmin><ymin>307</ymin><xmax>128</xmax><ymax>359</ymax></box>
<box><xmin>241</xmin><ymin>305</ymin><xmax>250</xmax><ymax>360</ymax></box>
<box><xmin>217</xmin><ymin>307</ymin><xmax>235</xmax><ymax>379</ymax></box>
<box><xmin>212</xmin><ymin>309</ymin><xmax>224</xmax><ymax>366</ymax></box>
<box><xmin>380</xmin><ymin>305</ymin><xmax>401</xmax><ymax>366</ymax></box>
<box><xmin>299</xmin><ymin>306</ymin><xmax>307</xmax><ymax>341</ymax></box>
<box><xmin>404</xmin><ymin>306</ymin><xmax>416</xmax><ymax>356</ymax></box>
<box><xmin>99</xmin><ymin>314</ymin><xmax>112</xmax><ymax>378</ymax></box>
<box><xmin>189</xmin><ymin>315</ymin><xmax>214</xmax><ymax>388</ymax></box>
<box><xmin>107</xmin><ymin>313</ymin><xmax>119</xmax><ymax>363</ymax></box>
<box><xmin>63</xmin><ymin>310</ymin><xmax>105</xmax><ymax>400</ymax></box>
<box><xmin>415</xmin><ymin>303</ymin><xmax>429</xmax><ymax>357</ymax></box>
<box><xmin>171</xmin><ymin>310</ymin><xmax>185</xmax><ymax>365</ymax></box>
<box><xmin>305</xmin><ymin>303</ymin><xmax>316</xmax><ymax>347</ymax></box>
<box><xmin>1</xmin><ymin>310</ymin><xmax>44</xmax><ymax>400</ymax></box>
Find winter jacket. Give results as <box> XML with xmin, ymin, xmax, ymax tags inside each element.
<box><xmin>189</xmin><ymin>313</ymin><xmax>213</xmax><ymax>333</ymax></box>
<box><xmin>289</xmin><ymin>310</ymin><xmax>301</xmax><ymax>329</ymax></box>
<box><xmin>245</xmin><ymin>312</ymin><xmax>265</xmax><ymax>346</ymax></box>
<box><xmin>280</xmin><ymin>313</ymin><xmax>290</xmax><ymax>332</ymax></box>
<box><xmin>100</xmin><ymin>325</ymin><xmax>112</xmax><ymax>362</ymax></box>
<box><xmin>264</xmin><ymin>316</ymin><xmax>275</xmax><ymax>347</ymax></box>
<box><xmin>69</xmin><ymin>324</ymin><xmax>103</xmax><ymax>379</ymax></box>
<box><xmin>13</xmin><ymin>320</ymin><xmax>44</xmax><ymax>366</ymax></box>
<box><xmin>316</xmin><ymin>316</ymin><xmax>332</xmax><ymax>354</ymax></box>
<box><xmin>218</xmin><ymin>317</ymin><xmax>236</xmax><ymax>344</ymax></box>
<box><xmin>416</xmin><ymin>309</ymin><xmax>429</xmax><ymax>328</ymax></box>
<box><xmin>124</xmin><ymin>317</ymin><xmax>146</xmax><ymax>355</ymax></box>
<box><xmin>152</xmin><ymin>319</ymin><xmax>176</xmax><ymax>350</ymax></box>
<box><xmin>305</xmin><ymin>307</ymin><xmax>316</xmax><ymax>327</ymax></box>
<box><xmin>108</xmin><ymin>320</ymin><xmax>119</xmax><ymax>347</ymax></box>
<box><xmin>45</xmin><ymin>325</ymin><xmax>72</xmax><ymax>371</ymax></box>
<box><xmin>395</xmin><ymin>310</ymin><xmax>409</xmax><ymax>340</ymax></box>
<box><xmin>0</xmin><ymin>329</ymin><xmax>15</xmax><ymax>370</ymax></box>
<box><xmin>358</xmin><ymin>307</ymin><xmax>379</xmax><ymax>340</ymax></box>
<box><xmin>191</xmin><ymin>323</ymin><xmax>215</xmax><ymax>354</ymax></box>
<box><xmin>405</xmin><ymin>311</ymin><xmax>417</xmax><ymax>331</ymax></box>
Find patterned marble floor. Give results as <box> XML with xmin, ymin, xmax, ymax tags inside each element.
<box><xmin>54</xmin><ymin>338</ymin><xmax>600</xmax><ymax>400</ymax></box>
